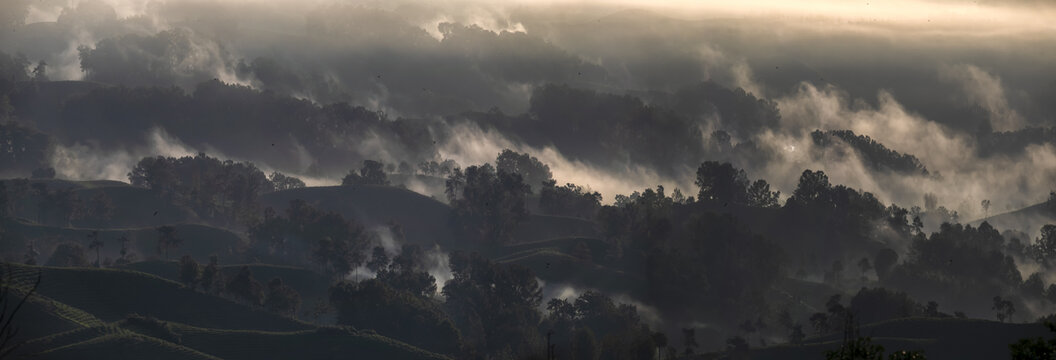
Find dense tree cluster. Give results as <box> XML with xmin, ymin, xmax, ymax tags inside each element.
<box><xmin>812</xmin><ymin>130</ymin><xmax>930</xmax><ymax>176</ymax></box>
<box><xmin>129</xmin><ymin>153</ymin><xmax>274</xmax><ymax>225</ymax></box>
<box><xmin>888</xmin><ymin>222</ymin><xmax>1024</xmax><ymax>315</ymax></box>
<box><xmin>538</xmin><ymin>180</ymin><xmax>602</xmax><ymax>218</ymax></box>
<box><xmin>445</xmin><ymin>164</ymin><xmax>529</xmax><ymax>248</ymax></box>
<box><xmin>0</xmin><ymin>122</ymin><xmax>51</xmax><ymax>177</ymax></box>
<box><xmin>341</xmin><ymin>160</ymin><xmax>390</xmax><ymax>186</ymax></box>
<box><xmin>443</xmin><ymin>251</ymin><xmax>543</xmax><ymax>358</ymax></box>
<box><xmin>694</xmin><ymin>161</ymin><xmax>780</xmax><ymax>207</ymax></box>
<box><xmin>495</xmin><ymin>149</ymin><xmax>552</xmax><ymax>193</ymax></box>
<box><xmin>542</xmin><ymin>291</ymin><xmax>661</xmax><ymax>359</ymax></box>
<box><xmin>248</xmin><ymin>200</ymin><xmax>372</xmax><ymax>278</ymax></box>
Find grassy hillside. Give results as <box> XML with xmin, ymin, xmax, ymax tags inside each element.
<box><xmin>262</xmin><ymin>185</ymin><xmax>456</xmax><ymax>247</ymax></box>
<box><xmin>2</xmin><ymin>219</ymin><xmax>244</xmax><ymax>264</ymax></box>
<box><xmin>968</xmin><ymin>201</ymin><xmax>1053</xmax><ymax>235</ymax></box>
<box><xmin>497</xmin><ymin>246</ymin><xmax>647</xmax><ymax>299</ymax></box>
<box><xmin>2</xmin><ymin>263</ymin><xmax>311</xmax><ymax>332</ymax></box>
<box><xmin>33</xmin><ymin>331</ymin><xmax>222</xmax><ymax>360</ymax></box>
<box><xmin>7</xmin><ymin>287</ymin><xmax>105</xmax><ymax>341</ymax></box>
<box><xmin>165</xmin><ymin>322</ymin><xmax>451</xmax><ymax>360</ymax></box>
<box><xmin>2</xmin><ymin>178</ymin><xmax>196</xmax><ymax>228</ymax></box>
<box><xmin>510</xmin><ymin>214</ymin><xmax>600</xmax><ymax>243</ymax></box>
<box><xmin>71</xmin><ymin>184</ymin><xmax>198</xmax><ymax>228</ymax></box>
<box><xmin>121</xmin><ymin>260</ymin><xmax>333</xmax><ymax>322</ymax></box>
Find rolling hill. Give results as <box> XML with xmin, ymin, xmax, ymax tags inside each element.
<box><xmin>262</xmin><ymin>185</ymin><xmax>456</xmax><ymax>248</ymax></box>
<box><xmin>2</xmin><ymin>219</ymin><xmax>245</xmax><ymax>265</ymax></box>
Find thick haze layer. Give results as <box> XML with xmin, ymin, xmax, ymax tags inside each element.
<box><xmin>3</xmin><ymin>0</ymin><xmax>1056</xmax><ymax>227</ymax></box>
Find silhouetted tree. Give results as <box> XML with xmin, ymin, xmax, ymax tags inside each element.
<box><xmin>746</xmin><ymin>179</ymin><xmax>781</xmax><ymax>208</ymax></box>
<box><xmin>269</xmin><ymin>171</ymin><xmax>306</xmax><ymax>191</ymax></box>
<box><xmin>695</xmin><ymin>161</ymin><xmax>749</xmax><ymax>204</ymax></box>
<box><xmin>366</xmin><ymin>246</ymin><xmax>389</xmax><ymax>274</ymax></box>
<box><xmin>178</xmin><ymin>255</ymin><xmax>199</xmax><ymax>287</ymax></box>
<box><xmin>789</xmin><ymin>325</ymin><xmax>806</xmax><ymax>344</ymax></box>
<box><xmin>21</xmin><ymin>241</ymin><xmax>37</xmax><ymax>266</ymax></box>
<box><xmin>156</xmin><ymin>225</ymin><xmax>181</xmax><ymax>259</ymax></box>
<box><xmin>376</xmin><ymin>244</ymin><xmax>437</xmax><ymax>297</ymax></box>
<box><xmin>88</xmin><ymin>235</ymin><xmax>104</xmax><ymax>268</ymax></box>
<box><xmin>573</xmin><ymin>327</ymin><xmax>598</xmax><ymax>360</ymax></box>
<box><xmin>993</xmin><ymin>296</ymin><xmax>1015</xmax><ymax>323</ymax></box>
<box><xmin>539</xmin><ymin>180</ymin><xmax>601</xmax><ymax>218</ymax></box>
<box><xmin>31</xmin><ymin>60</ymin><xmax>46</xmax><ymax>81</ymax></box>
<box><xmin>45</xmin><ymin>243</ymin><xmax>89</xmax><ymax>267</ymax></box>
<box><xmin>652</xmin><ymin>332</ymin><xmax>668</xmax><ymax>360</ymax></box>
<box><xmin>874</xmin><ymin>248</ymin><xmax>899</xmax><ymax>282</ymax></box>
<box><xmin>248</xmin><ymin>200</ymin><xmax>371</xmax><ymax>278</ymax></box>
<box><xmin>200</xmin><ymin>255</ymin><xmax>222</xmax><ymax>294</ymax></box>
<box><xmin>496</xmin><ymin>149</ymin><xmax>553</xmax><ymax>192</ymax></box>
<box><xmin>129</xmin><ymin>153</ymin><xmax>273</xmax><ymax>225</ymax></box>
<box><xmin>342</xmin><ymin>160</ymin><xmax>389</xmax><ymax>186</ymax></box>
<box><xmin>810</xmin><ymin>312</ymin><xmax>830</xmax><ymax>334</ymax></box>
<box><xmin>443</xmin><ymin>251</ymin><xmax>541</xmax><ymax>357</ymax></box>
<box><xmin>0</xmin><ymin>266</ymin><xmax>41</xmax><ymax>359</ymax></box>
<box><xmin>264</xmin><ymin>278</ymin><xmax>301</xmax><ymax>317</ymax></box>
<box><xmin>811</xmin><ymin>129</ymin><xmax>929</xmax><ymax>176</ymax></box>
<box><xmin>113</xmin><ymin>235</ymin><xmax>135</xmax><ymax>266</ymax></box>
<box><xmin>445</xmin><ymin>164</ymin><xmax>529</xmax><ymax>248</ymax></box>
<box><xmin>227</xmin><ymin>266</ymin><xmax>263</xmax><ymax>306</ymax></box>
<box><xmin>1010</xmin><ymin>322</ymin><xmax>1056</xmax><ymax>360</ymax></box>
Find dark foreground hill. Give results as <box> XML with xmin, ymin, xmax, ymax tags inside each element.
<box><xmin>3</xmin><ymin>263</ymin><xmax>452</xmax><ymax>359</ymax></box>
<box><xmin>730</xmin><ymin>317</ymin><xmax>1052</xmax><ymax>360</ymax></box>
<box><xmin>17</xmin><ymin>317</ymin><xmax>450</xmax><ymax>360</ymax></box>
<box><xmin>120</xmin><ymin>260</ymin><xmax>333</xmax><ymax>323</ymax></box>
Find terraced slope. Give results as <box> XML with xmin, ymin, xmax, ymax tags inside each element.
<box><xmin>3</xmin><ymin>263</ymin><xmax>311</xmax><ymax>331</ymax></box>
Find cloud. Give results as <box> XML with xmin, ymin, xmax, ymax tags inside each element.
<box><xmin>939</xmin><ymin>63</ymin><xmax>1024</xmax><ymax>131</ymax></box>
<box><xmin>51</xmin><ymin>127</ymin><xmax>196</xmax><ymax>181</ymax></box>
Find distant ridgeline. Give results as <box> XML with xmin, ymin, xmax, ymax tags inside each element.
<box><xmin>976</xmin><ymin>127</ymin><xmax>1056</xmax><ymax>158</ymax></box>
<box><xmin>811</xmin><ymin>129</ymin><xmax>930</xmax><ymax>176</ymax></box>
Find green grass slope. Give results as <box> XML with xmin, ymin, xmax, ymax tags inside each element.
<box><xmin>2</xmin><ymin>263</ymin><xmax>311</xmax><ymax>332</ymax></box>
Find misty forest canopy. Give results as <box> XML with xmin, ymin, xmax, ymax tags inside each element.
<box><xmin>4</xmin><ymin>0</ymin><xmax>1056</xmax><ymax>359</ymax></box>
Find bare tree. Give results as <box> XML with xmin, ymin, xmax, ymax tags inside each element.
<box><xmin>0</xmin><ymin>265</ymin><xmax>42</xmax><ymax>359</ymax></box>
